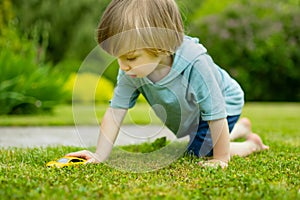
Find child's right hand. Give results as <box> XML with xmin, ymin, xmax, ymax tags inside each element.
<box><xmin>66</xmin><ymin>150</ymin><xmax>101</xmax><ymax>164</ymax></box>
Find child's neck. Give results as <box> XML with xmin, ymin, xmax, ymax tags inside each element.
<box><xmin>147</xmin><ymin>55</ymin><xmax>173</xmax><ymax>83</ymax></box>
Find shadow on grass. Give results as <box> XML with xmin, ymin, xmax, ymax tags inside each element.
<box><xmin>106</xmin><ymin>137</ymin><xmax>189</xmax><ymax>173</ymax></box>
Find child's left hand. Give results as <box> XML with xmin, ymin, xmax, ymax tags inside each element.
<box><xmin>198</xmin><ymin>159</ymin><xmax>228</xmax><ymax>169</ymax></box>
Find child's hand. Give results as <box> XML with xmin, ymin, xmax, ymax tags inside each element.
<box><xmin>198</xmin><ymin>159</ymin><xmax>228</xmax><ymax>169</ymax></box>
<box><xmin>66</xmin><ymin>150</ymin><xmax>101</xmax><ymax>164</ymax></box>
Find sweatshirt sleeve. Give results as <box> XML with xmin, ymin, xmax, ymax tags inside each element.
<box><xmin>110</xmin><ymin>70</ymin><xmax>140</xmax><ymax>109</ymax></box>
<box><xmin>190</xmin><ymin>54</ymin><xmax>227</xmax><ymax>121</ymax></box>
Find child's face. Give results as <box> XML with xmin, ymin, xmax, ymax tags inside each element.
<box><xmin>117</xmin><ymin>49</ymin><xmax>163</xmax><ymax>78</ymax></box>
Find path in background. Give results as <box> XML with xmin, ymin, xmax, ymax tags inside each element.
<box><xmin>0</xmin><ymin>126</ymin><xmax>189</xmax><ymax>148</ymax></box>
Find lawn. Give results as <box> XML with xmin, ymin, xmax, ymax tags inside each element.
<box><xmin>0</xmin><ymin>103</ymin><xmax>299</xmax><ymax>199</ymax></box>
<box><xmin>0</xmin><ymin>103</ymin><xmax>162</xmax><ymax>126</ymax></box>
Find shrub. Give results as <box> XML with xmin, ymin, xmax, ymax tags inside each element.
<box><xmin>64</xmin><ymin>72</ymin><xmax>114</xmax><ymax>103</ymax></box>
<box><xmin>11</xmin><ymin>0</ymin><xmax>111</xmax><ymax>63</ymax></box>
<box><xmin>0</xmin><ymin>0</ymin><xmax>13</xmax><ymax>31</ymax></box>
<box><xmin>0</xmin><ymin>26</ymin><xmax>68</xmax><ymax>115</ymax></box>
<box><xmin>190</xmin><ymin>0</ymin><xmax>300</xmax><ymax>101</ymax></box>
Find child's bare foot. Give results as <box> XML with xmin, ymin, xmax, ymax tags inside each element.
<box><xmin>246</xmin><ymin>133</ymin><xmax>269</xmax><ymax>152</ymax></box>
<box><xmin>239</xmin><ymin>118</ymin><xmax>252</xmax><ymax>131</ymax></box>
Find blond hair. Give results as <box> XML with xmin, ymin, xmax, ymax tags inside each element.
<box><xmin>97</xmin><ymin>0</ymin><xmax>184</xmax><ymax>57</ymax></box>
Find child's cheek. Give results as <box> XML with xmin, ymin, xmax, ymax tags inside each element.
<box><xmin>136</xmin><ymin>63</ymin><xmax>158</xmax><ymax>74</ymax></box>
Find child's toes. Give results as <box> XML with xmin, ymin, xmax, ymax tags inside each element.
<box><xmin>247</xmin><ymin>133</ymin><xmax>269</xmax><ymax>151</ymax></box>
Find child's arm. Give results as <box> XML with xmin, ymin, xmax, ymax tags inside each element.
<box><xmin>66</xmin><ymin>107</ymin><xmax>127</xmax><ymax>163</ymax></box>
<box><xmin>95</xmin><ymin>107</ymin><xmax>127</xmax><ymax>162</ymax></box>
<box><xmin>203</xmin><ymin>118</ymin><xmax>230</xmax><ymax>168</ymax></box>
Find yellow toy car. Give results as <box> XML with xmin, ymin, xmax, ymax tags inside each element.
<box><xmin>46</xmin><ymin>156</ymin><xmax>87</xmax><ymax>168</ymax></box>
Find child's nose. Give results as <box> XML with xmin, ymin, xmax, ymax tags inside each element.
<box><xmin>119</xmin><ymin>62</ymin><xmax>131</xmax><ymax>72</ymax></box>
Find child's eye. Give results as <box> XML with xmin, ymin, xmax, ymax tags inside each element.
<box><xmin>127</xmin><ymin>57</ymin><xmax>137</xmax><ymax>61</ymax></box>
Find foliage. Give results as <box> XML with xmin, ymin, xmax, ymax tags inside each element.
<box><xmin>189</xmin><ymin>0</ymin><xmax>300</xmax><ymax>101</ymax></box>
<box><xmin>176</xmin><ymin>0</ymin><xmax>204</xmax><ymax>28</ymax></box>
<box><xmin>188</xmin><ymin>0</ymin><xmax>235</xmax><ymax>20</ymax></box>
<box><xmin>64</xmin><ymin>72</ymin><xmax>114</xmax><ymax>103</ymax></box>
<box><xmin>0</xmin><ymin>26</ymin><xmax>68</xmax><ymax>115</ymax></box>
<box><xmin>0</xmin><ymin>0</ymin><xmax>13</xmax><ymax>31</ymax></box>
<box><xmin>11</xmin><ymin>0</ymin><xmax>111</xmax><ymax>64</ymax></box>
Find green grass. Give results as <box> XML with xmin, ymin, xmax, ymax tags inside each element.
<box><xmin>0</xmin><ymin>103</ymin><xmax>299</xmax><ymax>199</ymax></box>
<box><xmin>1</xmin><ymin>102</ymin><xmax>299</xmax><ymax>128</ymax></box>
<box><xmin>0</xmin><ymin>103</ymin><xmax>162</xmax><ymax>126</ymax></box>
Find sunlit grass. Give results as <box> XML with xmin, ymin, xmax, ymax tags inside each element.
<box><xmin>0</xmin><ymin>103</ymin><xmax>161</xmax><ymax>126</ymax></box>
<box><xmin>0</xmin><ymin>102</ymin><xmax>299</xmax><ymax>129</ymax></box>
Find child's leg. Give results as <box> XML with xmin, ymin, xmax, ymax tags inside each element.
<box><xmin>229</xmin><ymin>118</ymin><xmax>252</xmax><ymax>141</ymax></box>
<box><xmin>230</xmin><ymin>133</ymin><xmax>269</xmax><ymax>157</ymax></box>
<box><xmin>187</xmin><ymin>115</ymin><xmax>240</xmax><ymax>157</ymax></box>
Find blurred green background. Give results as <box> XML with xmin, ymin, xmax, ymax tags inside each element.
<box><xmin>1</xmin><ymin>0</ymin><xmax>299</xmax><ymax>115</ymax></box>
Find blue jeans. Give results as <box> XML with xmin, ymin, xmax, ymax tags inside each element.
<box><xmin>187</xmin><ymin>115</ymin><xmax>240</xmax><ymax>157</ymax></box>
